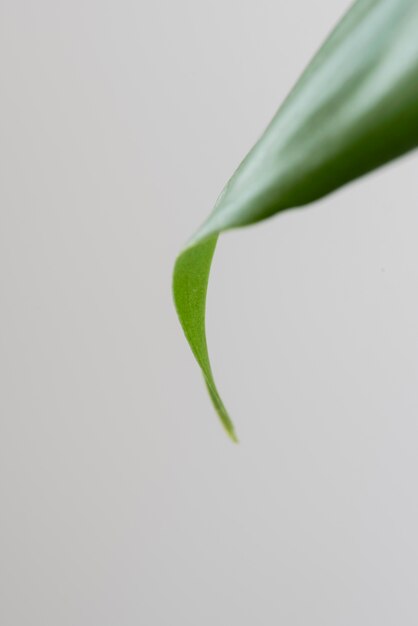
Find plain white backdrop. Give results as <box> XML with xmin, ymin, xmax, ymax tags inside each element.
<box><xmin>1</xmin><ymin>1</ymin><xmax>418</xmax><ymax>624</ymax></box>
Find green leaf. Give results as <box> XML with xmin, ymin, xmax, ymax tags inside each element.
<box><xmin>173</xmin><ymin>0</ymin><xmax>418</xmax><ymax>440</ymax></box>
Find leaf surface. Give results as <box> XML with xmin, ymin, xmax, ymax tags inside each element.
<box><xmin>173</xmin><ymin>0</ymin><xmax>418</xmax><ymax>440</ymax></box>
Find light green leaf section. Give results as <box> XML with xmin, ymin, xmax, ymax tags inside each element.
<box><xmin>173</xmin><ymin>0</ymin><xmax>418</xmax><ymax>440</ymax></box>
<box><xmin>173</xmin><ymin>235</ymin><xmax>238</xmax><ymax>442</ymax></box>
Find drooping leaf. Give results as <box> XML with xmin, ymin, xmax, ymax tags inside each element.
<box><xmin>173</xmin><ymin>0</ymin><xmax>418</xmax><ymax>440</ymax></box>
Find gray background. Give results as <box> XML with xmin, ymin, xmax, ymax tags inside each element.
<box><xmin>1</xmin><ymin>1</ymin><xmax>418</xmax><ymax>624</ymax></box>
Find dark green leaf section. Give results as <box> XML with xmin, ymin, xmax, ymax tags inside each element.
<box><xmin>173</xmin><ymin>0</ymin><xmax>418</xmax><ymax>440</ymax></box>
